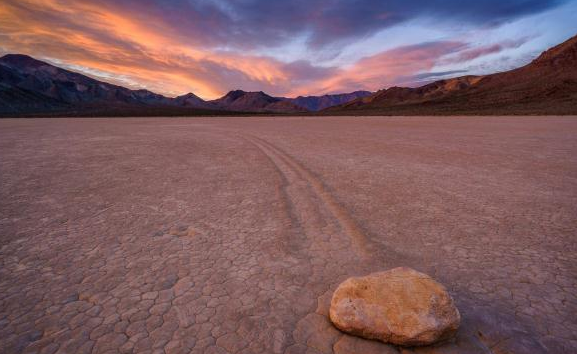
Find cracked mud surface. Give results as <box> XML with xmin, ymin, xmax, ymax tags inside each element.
<box><xmin>0</xmin><ymin>116</ymin><xmax>576</xmax><ymax>354</ymax></box>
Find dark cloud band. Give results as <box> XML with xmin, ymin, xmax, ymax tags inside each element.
<box><xmin>108</xmin><ymin>0</ymin><xmax>571</xmax><ymax>49</ymax></box>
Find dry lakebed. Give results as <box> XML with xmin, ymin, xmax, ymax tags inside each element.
<box><xmin>0</xmin><ymin>116</ymin><xmax>576</xmax><ymax>354</ymax></box>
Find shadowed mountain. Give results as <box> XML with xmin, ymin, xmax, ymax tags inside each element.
<box><xmin>284</xmin><ymin>91</ymin><xmax>372</xmax><ymax>111</ymax></box>
<box><xmin>0</xmin><ymin>55</ymin><xmax>251</xmax><ymax>116</ymax></box>
<box><xmin>177</xmin><ymin>90</ymin><xmax>364</xmax><ymax>112</ymax></box>
<box><xmin>210</xmin><ymin>90</ymin><xmax>306</xmax><ymax>113</ymax></box>
<box><xmin>0</xmin><ymin>56</ymin><xmax>306</xmax><ymax>115</ymax></box>
<box><xmin>326</xmin><ymin>34</ymin><xmax>577</xmax><ymax>115</ymax></box>
<box><xmin>0</xmin><ymin>54</ymin><xmax>177</xmax><ymax>114</ymax></box>
<box><xmin>173</xmin><ymin>92</ymin><xmax>216</xmax><ymax>109</ymax></box>
<box><xmin>0</xmin><ymin>62</ymin><xmax>69</xmax><ymax>113</ymax></box>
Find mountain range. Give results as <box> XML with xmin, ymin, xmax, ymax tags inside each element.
<box><xmin>1</xmin><ymin>34</ymin><xmax>576</xmax><ymax>116</ymax></box>
<box><xmin>327</xmin><ymin>34</ymin><xmax>577</xmax><ymax>115</ymax></box>
<box><xmin>0</xmin><ymin>55</ymin><xmax>369</xmax><ymax>116</ymax></box>
<box><xmin>283</xmin><ymin>91</ymin><xmax>372</xmax><ymax>111</ymax></box>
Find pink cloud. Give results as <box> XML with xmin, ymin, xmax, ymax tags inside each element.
<box><xmin>294</xmin><ymin>41</ymin><xmax>466</xmax><ymax>95</ymax></box>
<box><xmin>442</xmin><ymin>38</ymin><xmax>529</xmax><ymax>64</ymax></box>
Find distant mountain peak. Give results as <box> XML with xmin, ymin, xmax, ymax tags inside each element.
<box><xmin>223</xmin><ymin>90</ymin><xmax>270</xmax><ymax>99</ymax></box>
<box><xmin>175</xmin><ymin>92</ymin><xmax>205</xmax><ymax>101</ymax></box>
<box><xmin>531</xmin><ymin>34</ymin><xmax>577</xmax><ymax>68</ymax></box>
<box><xmin>173</xmin><ymin>92</ymin><xmax>210</xmax><ymax>109</ymax></box>
<box><xmin>0</xmin><ymin>54</ymin><xmax>52</xmax><ymax>69</ymax></box>
<box><xmin>181</xmin><ymin>92</ymin><xmax>202</xmax><ymax>98</ymax></box>
<box><xmin>1</xmin><ymin>53</ymin><xmax>36</xmax><ymax>61</ymax></box>
<box><xmin>210</xmin><ymin>89</ymin><xmax>305</xmax><ymax>112</ymax></box>
<box><xmin>286</xmin><ymin>90</ymin><xmax>373</xmax><ymax>111</ymax></box>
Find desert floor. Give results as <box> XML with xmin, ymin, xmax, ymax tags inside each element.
<box><xmin>0</xmin><ymin>116</ymin><xmax>576</xmax><ymax>354</ymax></box>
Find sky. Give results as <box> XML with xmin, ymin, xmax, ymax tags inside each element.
<box><xmin>1</xmin><ymin>0</ymin><xmax>577</xmax><ymax>100</ymax></box>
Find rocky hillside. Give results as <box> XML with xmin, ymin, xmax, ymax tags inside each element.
<box><xmin>285</xmin><ymin>91</ymin><xmax>372</xmax><ymax>111</ymax></box>
<box><xmin>210</xmin><ymin>90</ymin><xmax>306</xmax><ymax>113</ymax></box>
<box><xmin>327</xmin><ymin>34</ymin><xmax>577</xmax><ymax>115</ymax></box>
<box><xmin>173</xmin><ymin>92</ymin><xmax>214</xmax><ymax>109</ymax></box>
<box><xmin>0</xmin><ymin>54</ymin><xmax>176</xmax><ymax>114</ymax></box>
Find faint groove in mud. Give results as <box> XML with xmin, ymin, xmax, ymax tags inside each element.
<box><xmin>245</xmin><ymin>135</ymin><xmax>371</xmax><ymax>258</ymax></box>
<box><xmin>252</xmin><ymin>138</ymin><xmax>307</xmax><ymax>254</ymax></box>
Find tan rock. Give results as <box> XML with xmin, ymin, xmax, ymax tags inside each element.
<box><xmin>329</xmin><ymin>267</ymin><xmax>460</xmax><ymax>346</ymax></box>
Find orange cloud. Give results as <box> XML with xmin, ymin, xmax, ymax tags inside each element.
<box><xmin>0</xmin><ymin>0</ymin><xmax>296</xmax><ymax>99</ymax></box>
<box><xmin>0</xmin><ymin>0</ymin><xmax>473</xmax><ymax>99</ymax></box>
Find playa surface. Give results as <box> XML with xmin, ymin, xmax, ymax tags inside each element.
<box><xmin>1</xmin><ymin>116</ymin><xmax>576</xmax><ymax>354</ymax></box>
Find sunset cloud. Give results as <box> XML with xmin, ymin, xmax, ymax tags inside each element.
<box><xmin>1</xmin><ymin>0</ymin><xmax>575</xmax><ymax>98</ymax></box>
<box><xmin>297</xmin><ymin>41</ymin><xmax>467</xmax><ymax>96</ymax></box>
<box><xmin>441</xmin><ymin>39</ymin><xmax>531</xmax><ymax>64</ymax></box>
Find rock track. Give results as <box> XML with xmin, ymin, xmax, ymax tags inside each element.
<box><xmin>243</xmin><ymin>135</ymin><xmax>373</xmax><ymax>260</ymax></box>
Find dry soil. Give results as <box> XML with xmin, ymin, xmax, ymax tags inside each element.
<box><xmin>0</xmin><ymin>116</ymin><xmax>576</xmax><ymax>354</ymax></box>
